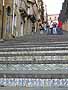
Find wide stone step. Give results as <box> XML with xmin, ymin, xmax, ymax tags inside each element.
<box><xmin>0</xmin><ymin>60</ymin><xmax>68</xmax><ymax>64</ymax></box>
<box><xmin>0</xmin><ymin>70</ymin><xmax>68</xmax><ymax>79</ymax></box>
<box><xmin>0</xmin><ymin>46</ymin><xmax>68</xmax><ymax>51</ymax></box>
<box><xmin>0</xmin><ymin>46</ymin><xmax>68</xmax><ymax>54</ymax></box>
<box><xmin>1</xmin><ymin>41</ymin><xmax>68</xmax><ymax>48</ymax></box>
<box><xmin>0</xmin><ymin>48</ymin><xmax>68</xmax><ymax>56</ymax></box>
<box><xmin>0</xmin><ymin>41</ymin><xmax>68</xmax><ymax>46</ymax></box>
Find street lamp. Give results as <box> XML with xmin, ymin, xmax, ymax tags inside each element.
<box><xmin>1</xmin><ymin>0</ymin><xmax>4</xmax><ymax>39</ymax></box>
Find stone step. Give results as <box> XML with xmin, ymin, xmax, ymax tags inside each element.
<box><xmin>0</xmin><ymin>70</ymin><xmax>68</xmax><ymax>79</ymax></box>
<box><xmin>0</xmin><ymin>41</ymin><xmax>67</xmax><ymax>49</ymax></box>
<box><xmin>2</xmin><ymin>41</ymin><xmax>68</xmax><ymax>45</ymax></box>
<box><xmin>0</xmin><ymin>46</ymin><xmax>68</xmax><ymax>51</ymax></box>
<box><xmin>0</xmin><ymin>42</ymin><xmax>68</xmax><ymax>48</ymax></box>
<box><xmin>0</xmin><ymin>49</ymin><xmax>68</xmax><ymax>55</ymax></box>
<box><xmin>0</xmin><ymin>60</ymin><xmax>68</xmax><ymax>64</ymax></box>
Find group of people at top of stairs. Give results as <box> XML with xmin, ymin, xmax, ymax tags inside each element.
<box><xmin>39</xmin><ymin>20</ymin><xmax>63</xmax><ymax>35</ymax></box>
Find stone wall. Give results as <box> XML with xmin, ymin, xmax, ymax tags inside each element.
<box><xmin>62</xmin><ymin>22</ymin><xmax>68</xmax><ymax>31</ymax></box>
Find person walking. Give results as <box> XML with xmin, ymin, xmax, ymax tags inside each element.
<box><xmin>50</xmin><ymin>21</ymin><xmax>53</xmax><ymax>34</ymax></box>
<box><xmin>57</xmin><ymin>20</ymin><xmax>63</xmax><ymax>34</ymax></box>
<box><xmin>53</xmin><ymin>23</ymin><xmax>57</xmax><ymax>34</ymax></box>
<box><xmin>43</xmin><ymin>22</ymin><xmax>47</xmax><ymax>32</ymax></box>
<box><xmin>58</xmin><ymin>20</ymin><xmax>62</xmax><ymax>29</ymax></box>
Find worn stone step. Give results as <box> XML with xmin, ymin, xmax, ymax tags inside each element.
<box><xmin>0</xmin><ymin>43</ymin><xmax>68</xmax><ymax>48</ymax></box>
<box><xmin>0</xmin><ymin>50</ymin><xmax>68</xmax><ymax>56</ymax></box>
<box><xmin>0</xmin><ymin>41</ymin><xmax>68</xmax><ymax>48</ymax></box>
<box><xmin>0</xmin><ymin>46</ymin><xmax>68</xmax><ymax>51</ymax></box>
<box><xmin>0</xmin><ymin>60</ymin><xmax>68</xmax><ymax>64</ymax></box>
<box><xmin>0</xmin><ymin>56</ymin><xmax>68</xmax><ymax>63</ymax></box>
<box><xmin>0</xmin><ymin>70</ymin><xmax>68</xmax><ymax>79</ymax></box>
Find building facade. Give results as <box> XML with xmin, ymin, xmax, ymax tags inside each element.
<box><xmin>59</xmin><ymin>0</ymin><xmax>68</xmax><ymax>31</ymax></box>
<box><xmin>0</xmin><ymin>0</ymin><xmax>13</xmax><ymax>39</ymax></box>
<box><xmin>37</xmin><ymin>0</ymin><xmax>44</xmax><ymax>23</ymax></box>
<box><xmin>59</xmin><ymin>0</ymin><xmax>68</xmax><ymax>23</ymax></box>
<box><xmin>0</xmin><ymin>0</ymin><xmax>44</xmax><ymax>39</ymax></box>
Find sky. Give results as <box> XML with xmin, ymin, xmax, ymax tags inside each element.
<box><xmin>43</xmin><ymin>0</ymin><xmax>64</xmax><ymax>14</ymax></box>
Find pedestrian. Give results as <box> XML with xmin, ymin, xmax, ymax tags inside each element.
<box><xmin>46</xmin><ymin>22</ymin><xmax>50</xmax><ymax>34</ymax></box>
<box><xmin>53</xmin><ymin>23</ymin><xmax>57</xmax><ymax>34</ymax></box>
<box><xmin>57</xmin><ymin>20</ymin><xmax>63</xmax><ymax>34</ymax></box>
<box><xmin>50</xmin><ymin>21</ymin><xmax>53</xmax><ymax>34</ymax></box>
<box><xmin>43</xmin><ymin>21</ymin><xmax>47</xmax><ymax>32</ymax></box>
<box><xmin>39</xmin><ymin>23</ymin><xmax>44</xmax><ymax>34</ymax></box>
<box><xmin>58</xmin><ymin>20</ymin><xmax>62</xmax><ymax>29</ymax></box>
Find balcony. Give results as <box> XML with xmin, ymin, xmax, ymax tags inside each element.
<box><xmin>19</xmin><ymin>0</ymin><xmax>27</xmax><ymax>17</ymax></box>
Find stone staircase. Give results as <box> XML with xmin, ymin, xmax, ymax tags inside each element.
<box><xmin>0</xmin><ymin>41</ymin><xmax>68</xmax><ymax>63</ymax></box>
<box><xmin>0</xmin><ymin>32</ymin><xmax>68</xmax><ymax>79</ymax></box>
